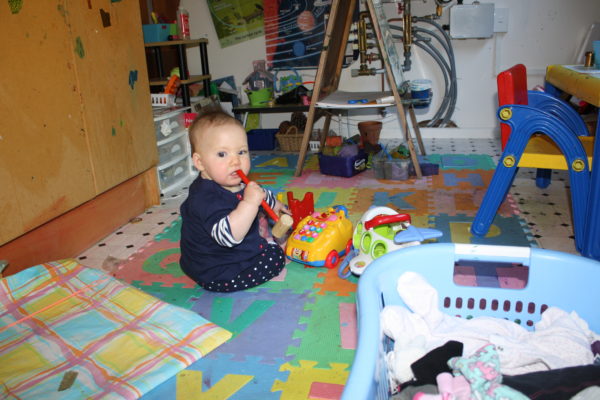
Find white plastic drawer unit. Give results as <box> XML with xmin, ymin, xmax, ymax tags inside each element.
<box><xmin>157</xmin><ymin>130</ymin><xmax>189</xmax><ymax>166</ymax></box>
<box><xmin>153</xmin><ymin>108</ymin><xmax>186</xmax><ymax>141</ymax></box>
<box><xmin>157</xmin><ymin>153</ymin><xmax>191</xmax><ymax>193</ymax></box>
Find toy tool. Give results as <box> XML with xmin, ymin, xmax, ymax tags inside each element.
<box><xmin>163</xmin><ymin>75</ymin><xmax>180</xmax><ymax>95</ymax></box>
<box><xmin>235</xmin><ymin>170</ymin><xmax>292</xmax><ymax>239</ymax></box>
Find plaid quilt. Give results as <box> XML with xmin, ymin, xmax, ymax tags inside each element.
<box><xmin>0</xmin><ymin>259</ymin><xmax>231</xmax><ymax>399</ymax></box>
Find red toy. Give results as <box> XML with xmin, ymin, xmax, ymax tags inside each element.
<box><xmin>286</xmin><ymin>191</ymin><xmax>314</xmax><ymax>229</ymax></box>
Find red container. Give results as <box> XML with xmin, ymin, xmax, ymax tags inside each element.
<box><xmin>184</xmin><ymin>112</ymin><xmax>198</xmax><ymax>128</ymax></box>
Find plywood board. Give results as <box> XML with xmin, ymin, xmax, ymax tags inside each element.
<box><xmin>0</xmin><ymin>2</ymin><xmax>96</xmax><ymax>243</ymax></box>
<box><xmin>68</xmin><ymin>0</ymin><xmax>158</xmax><ymax>194</ymax></box>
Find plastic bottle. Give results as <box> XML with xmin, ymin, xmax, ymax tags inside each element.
<box><xmin>177</xmin><ymin>7</ymin><xmax>190</xmax><ymax>40</ymax></box>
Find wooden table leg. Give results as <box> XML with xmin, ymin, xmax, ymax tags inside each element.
<box><xmin>399</xmin><ymin>103</ymin><xmax>422</xmax><ymax>178</ymax></box>
<box><xmin>319</xmin><ymin>113</ymin><xmax>332</xmax><ymax>149</ymax></box>
<box><xmin>408</xmin><ymin>105</ymin><xmax>426</xmax><ymax>155</ymax></box>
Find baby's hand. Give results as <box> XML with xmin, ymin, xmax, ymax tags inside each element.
<box><xmin>274</xmin><ymin>200</ymin><xmax>291</xmax><ymax>216</ymax></box>
<box><xmin>243</xmin><ymin>181</ymin><xmax>266</xmax><ymax>207</ymax></box>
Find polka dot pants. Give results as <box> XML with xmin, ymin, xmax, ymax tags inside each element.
<box><xmin>201</xmin><ymin>243</ymin><xmax>285</xmax><ymax>292</ymax></box>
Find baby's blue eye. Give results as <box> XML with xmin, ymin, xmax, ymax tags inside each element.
<box><xmin>238</xmin><ymin>149</ymin><xmax>248</xmax><ymax>156</ymax></box>
<box><xmin>217</xmin><ymin>151</ymin><xmax>226</xmax><ymax>158</ymax></box>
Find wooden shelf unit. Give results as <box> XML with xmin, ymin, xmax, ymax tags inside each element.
<box><xmin>149</xmin><ymin>74</ymin><xmax>211</xmax><ymax>86</ymax></box>
<box><xmin>145</xmin><ymin>38</ymin><xmax>211</xmax><ymax>106</ymax></box>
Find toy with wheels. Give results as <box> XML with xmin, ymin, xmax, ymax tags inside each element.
<box><xmin>285</xmin><ymin>205</ymin><xmax>353</xmax><ymax>268</ymax></box>
<box><xmin>338</xmin><ymin>206</ymin><xmax>442</xmax><ymax>279</ymax></box>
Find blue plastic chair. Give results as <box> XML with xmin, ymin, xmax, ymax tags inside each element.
<box><xmin>497</xmin><ymin>64</ymin><xmax>590</xmax><ymax>188</ymax></box>
<box><xmin>526</xmin><ymin>90</ymin><xmax>592</xmax><ymax>188</ymax></box>
<box><xmin>471</xmin><ymin>66</ymin><xmax>593</xmax><ymax>252</ymax></box>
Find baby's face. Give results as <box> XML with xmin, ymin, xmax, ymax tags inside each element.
<box><xmin>192</xmin><ymin>123</ymin><xmax>250</xmax><ymax>192</ymax></box>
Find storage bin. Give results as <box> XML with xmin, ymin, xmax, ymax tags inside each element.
<box><xmin>153</xmin><ymin>108</ymin><xmax>186</xmax><ymax>141</ymax></box>
<box><xmin>342</xmin><ymin>243</ymin><xmax>600</xmax><ymax>400</ymax></box>
<box><xmin>157</xmin><ymin>130</ymin><xmax>189</xmax><ymax>165</ymax></box>
<box><xmin>373</xmin><ymin>158</ymin><xmax>411</xmax><ymax>180</ymax></box>
<box><xmin>247</xmin><ymin>129</ymin><xmax>277</xmax><ymax>151</ymax></box>
<box><xmin>318</xmin><ymin>151</ymin><xmax>367</xmax><ymax>177</ymax></box>
<box><xmin>142</xmin><ymin>24</ymin><xmax>176</xmax><ymax>43</ymax></box>
<box><xmin>157</xmin><ymin>153</ymin><xmax>191</xmax><ymax>193</ymax></box>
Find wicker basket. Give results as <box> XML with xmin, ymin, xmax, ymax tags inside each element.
<box><xmin>276</xmin><ymin>126</ymin><xmax>304</xmax><ymax>152</ymax></box>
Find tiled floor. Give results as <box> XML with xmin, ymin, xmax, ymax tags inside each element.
<box><xmin>76</xmin><ymin>138</ymin><xmax>578</xmax><ymax>271</ymax></box>
<box><xmin>76</xmin><ymin>190</ymin><xmax>188</xmax><ymax>272</ymax></box>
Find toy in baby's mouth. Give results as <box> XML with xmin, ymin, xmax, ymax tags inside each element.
<box><xmin>285</xmin><ymin>205</ymin><xmax>354</xmax><ymax>269</ymax></box>
<box><xmin>338</xmin><ymin>206</ymin><xmax>443</xmax><ymax>279</ymax></box>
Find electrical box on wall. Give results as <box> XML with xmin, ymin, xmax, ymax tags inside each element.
<box><xmin>450</xmin><ymin>2</ymin><xmax>495</xmax><ymax>39</ymax></box>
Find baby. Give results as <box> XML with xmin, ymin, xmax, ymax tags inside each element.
<box><xmin>179</xmin><ymin>109</ymin><xmax>289</xmax><ymax>292</ymax></box>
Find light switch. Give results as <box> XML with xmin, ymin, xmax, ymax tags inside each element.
<box><xmin>494</xmin><ymin>8</ymin><xmax>509</xmax><ymax>33</ymax></box>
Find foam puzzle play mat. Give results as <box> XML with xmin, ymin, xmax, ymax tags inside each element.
<box><xmin>119</xmin><ymin>153</ymin><xmax>540</xmax><ymax>398</ymax></box>
<box><xmin>2</xmin><ymin>152</ymin><xmax>551</xmax><ymax>399</ymax></box>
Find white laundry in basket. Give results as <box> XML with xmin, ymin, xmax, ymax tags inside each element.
<box><xmin>381</xmin><ymin>271</ymin><xmax>597</xmax><ymax>385</ymax></box>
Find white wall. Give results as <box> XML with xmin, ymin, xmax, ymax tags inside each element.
<box><xmin>182</xmin><ymin>0</ymin><xmax>599</xmax><ymax>140</ymax></box>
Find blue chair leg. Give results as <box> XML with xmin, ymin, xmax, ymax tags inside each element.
<box><xmin>568</xmin><ymin>165</ymin><xmax>590</xmax><ymax>253</ymax></box>
<box><xmin>581</xmin><ymin>109</ymin><xmax>600</xmax><ymax>260</ymax></box>
<box><xmin>471</xmin><ymin>161</ymin><xmax>519</xmax><ymax>237</ymax></box>
<box><xmin>535</xmin><ymin>168</ymin><xmax>552</xmax><ymax>188</ymax></box>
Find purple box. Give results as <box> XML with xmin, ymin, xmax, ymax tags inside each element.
<box><xmin>318</xmin><ymin>151</ymin><xmax>368</xmax><ymax>177</ymax></box>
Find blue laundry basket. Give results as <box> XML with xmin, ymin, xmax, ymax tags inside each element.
<box><xmin>342</xmin><ymin>243</ymin><xmax>600</xmax><ymax>400</ymax></box>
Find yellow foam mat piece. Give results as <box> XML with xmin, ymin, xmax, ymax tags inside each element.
<box><xmin>272</xmin><ymin>361</ymin><xmax>349</xmax><ymax>399</ymax></box>
<box><xmin>176</xmin><ymin>370</ymin><xmax>253</xmax><ymax>400</ymax></box>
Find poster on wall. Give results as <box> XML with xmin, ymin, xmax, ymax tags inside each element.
<box><xmin>264</xmin><ymin>0</ymin><xmax>359</xmax><ymax>70</ymax></box>
<box><xmin>207</xmin><ymin>0</ymin><xmax>265</xmax><ymax>48</ymax></box>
